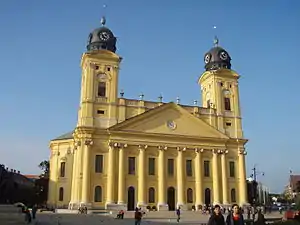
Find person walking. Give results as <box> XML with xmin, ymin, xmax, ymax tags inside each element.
<box><xmin>176</xmin><ymin>207</ymin><xmax>181</xmax><ymax>223</ymax></box>
<box><xmin>226</xmin><ymin>204</ymin><xmax>244</xmax><ymax>225</ymax></box>
<box><xmin>207</xmin><ymin>205</ymin><xmax>225</xmax><ymax>225</ymax></box>
<box><xmin>134</xmin><ymin>207</ymin><xmax>142</xmax><ymax>225</ymax></box>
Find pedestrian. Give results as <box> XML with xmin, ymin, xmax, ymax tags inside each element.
<box><xmin>134</xmin><ymin>207</ymin><xmax>142</xmax><ymax>225</ymax></box>
<box><xmin>208</xmin><ymin>205</ymin><xmax>225</xmax><ymax>225</ymax></box>
<box><xmin>176</xmin><ymin>207</ymin><xmax>181</xmax><ymax>223</ymax></box>
<box><xmin>226</xmin><ymin>204</ymin><xmax>244</xmax><ymax>225</ymax></box>
<box><xmin>255</xmin><ymin>209</ymin><xmax>266</xmax><ymax>225</ymax></box>
<box><xmin>32</xmin><ymin>204</ymin><xmax>37</xmax><ymax>220</ymax></box>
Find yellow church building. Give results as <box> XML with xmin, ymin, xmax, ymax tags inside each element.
<box><xmin>48</xmin><ymin>17</ymin><xmax>248</xmax><ymax>211</ymax></box>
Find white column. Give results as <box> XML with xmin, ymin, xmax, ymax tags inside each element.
<box><xmin>157</xmin><ymin>146</ymin><xmax>168</xmax><ymax>211</ymax></box>
<box><xmin>195</xmin><ymin>148</ymin><xmax>204</xmax><ymax>210</ymax></box>
<box><xmin>176</xmin><ymin>147</ymin><xmax>185</xmax><ymax>209</ymax></box>
<box><xmin>137</xmin><ymin>145</ymin><xmax>147</xmax><ymax>208</ymax></box>
<box><xmin>106</xmin><ymin>143</ymin><xmax>116</xmax><ymax>208</ymax></box>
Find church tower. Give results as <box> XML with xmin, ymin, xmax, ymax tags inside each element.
<box><xmin>198</xmin><ymin>37</ymin><xmax>243</xmax><ymax>138</ymax></box>
<box><xmin>78</xmin><ymin>17</ymin><xmax>122</xmax><ymax>129</ymax></box>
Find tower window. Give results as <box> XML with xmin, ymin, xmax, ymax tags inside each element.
<box><xmin>98</xmin><ymin>82</ymin><xmax>106</xmax><ymax>97</ymax></box>
<box><xmin>220</xmin><ymin>82</ymin><xmax>223</xmax><ymax>86</ymax></box>
<box><xmin>224</xmin><ymin>97</ymin><xmax>231</xmax><ymax>110</ymax></box>
<box><xmin>95</xmin><ymin>65</ymin><xmax>99</xmax><ymax>70</ymax></box>
<box><xmin>97</xmin><ymin>110</ymin><xmax>105</xmax><ymax>115</ymax></box>
<box><xmin>107</xmin><ymin>67</ymin><xmax>111</xmax><ymax>71</ymax></box>
<box><xmin>226</xmin><ymin>122</ymin><xmax>232</xmax><ymax>126</ymax></box>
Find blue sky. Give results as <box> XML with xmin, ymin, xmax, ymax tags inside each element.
<box><xmin>0</xmin><ymin>1</ymin><xmax>299</xmax><ymax>193</ymax></box>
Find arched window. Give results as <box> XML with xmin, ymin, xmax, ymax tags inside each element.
<box><xmin>59</xmin><ymin>187</ymin><xmax>64</xmax><ymax>201</ymax></box>
<box><xmin>223</xmin><ymin>90</ymin><xmax>231</xmax><ymax>111</ymax></box>
<box><xmin>97</xmin><ymin>82</ymin><xmax>106</xmax><ymax>97</ymax></box>
<box><xmin>187</xmin><ymin>188</ymin><xmax>193</xmax><ymax>203</ymax></box>
<box><xmin>94</xmin><ymin>186</ymin><xmax>102</xmax><ymax>202</ymax></box>
<box><xmin>148</xmin><ymin>187</ymin><xmax>155</xmax><ymax>203</ymax></box>
<box><xmin>231</xmin><ymin>188</ymin><xmax>236</xmax><ymax>203</ymax></box>
<box><xmin>60</xmin><ymin>162</ymin><xmax>65</xmax><ymax>177</ymax></box>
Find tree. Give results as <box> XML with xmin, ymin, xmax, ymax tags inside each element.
<box><xmin>38</xmin><ymin>160</ymin><xmax>49</xmax><ymax>178</ymax></box>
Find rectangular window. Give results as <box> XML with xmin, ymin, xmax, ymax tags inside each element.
<box><xmin>148</xmin><ymin>158</ymin><xmax>155</xmax><ymax>175</ymax></box>
<box><xmin>95</xmin><ymin>155</ymin><xmax>103</xmax><ymax>173</ymax></box>
<box><xmin>204</xmin><ymin>160</ymin><xmax>210</xmax><ymax>177</ymax></box>
<box><xmin>97</xmin><ymin>110</ymin><xmax>105</xmax><ymax>115</ymax></box>
<box><xmin>168</xmin><ymin>159</ymin><xmax>174</xmax><ymax>176</ymax></box>
<box><xmin>98</xmin><ymin>82</ymin><xmax>106</xmax><ymax>97</ymax></box>
<box><xmin>226</xmin><ymin>122</ymin><xmax>232</xmax><ymax>126</ymax></box>
<box><xmin>186</xmin><ymin>160</ymin><xmax>193</xmax><ymax>176</ymax></box>
<box><xmin>128</xmin><ymin>157</ymin><xmax>136</xmax><ymax>175</ymax></box>
<box><xmin>229</xmin><ymin>161</ymin><xmax>235</xmax><ymax>178</ymax></box>
<box><xmin>224</xmin><ymin>97</ymin><xmax>231</xmax><ymax>110</ymax></box>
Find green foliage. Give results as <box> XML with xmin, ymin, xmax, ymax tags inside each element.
<box><xmin>38</xmin><ymin>160</ymin><xmax>49</xmax><ymax>178</ymax></box>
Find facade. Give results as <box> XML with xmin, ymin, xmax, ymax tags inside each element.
<box><xmin>48</xmin><ymin>17</ymin><xmax>249</xmax><ymax>211</ymax></box>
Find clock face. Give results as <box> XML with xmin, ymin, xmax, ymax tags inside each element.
<box><xmin>166</xmin><ymin>120</ymin><xmax>176</xmax><ymax>130</ymax></box>
<box><xmin>99</xmin><ymin>31</ymin><xmax>110</xmax><ymax>41</ymax></box>
<box><xmin>220</xmin><ymin>51</ymin><xmax>228</xmax><ymax>60</ymax></box>
<box><xmin>204</xmin><ymin>54</ymin><xmax>211</xmax><ymax>64</ymax></box>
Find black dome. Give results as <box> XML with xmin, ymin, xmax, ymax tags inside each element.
<box><xmin>86</xmin><ymin>18</ymin><xmax>117</xmax><ymax>52</ymax></box>
<box><xmin>204</xmin><ymin>41</ymin><xmax>231</xmax><ymax>71</ymax></box>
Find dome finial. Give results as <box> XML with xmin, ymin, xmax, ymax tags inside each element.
<box><xmin>100</xmin><ymin>4</ymin><xmax>107</xmax><ymax>26</ymax></box>
<box><xmin>100</xmin><ymin>16</ymin><xmax>106</xmax><ymax>26</ymax></box>
<box><xmin>213</xmin><ymin>26</ymin><xmax>219</xmax><ymax>46</ymax></box>
<box><xmin>214</xmin><ymin>35</ymin><xmax>219</xmax><ymax>46</ymax></box>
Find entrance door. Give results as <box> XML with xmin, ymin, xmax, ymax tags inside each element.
<box><xmin>167</xmin><ymin>187</ymin><xmax>176</xmax><ymax>211</ymax></box>
<box><xmin>127</xmin><ymin>186</ymin><xmax>135</xmax><ymax>211</ymax></box>
<box><xmin>204</xmin><ymin>188</ymin><xmax>211</xmax><ymax>206</ymax></box>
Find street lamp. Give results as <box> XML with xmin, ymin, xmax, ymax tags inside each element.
<box><xmin>250</xmin><ymin>165</ymin><xmax>265</xmax><ymax>206</ymax></box>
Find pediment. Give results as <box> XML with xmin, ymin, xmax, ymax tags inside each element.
<box><xmin>110</xmin><ymin>103</ymin><xmax>229</xmax><ymax>139</ymax></box>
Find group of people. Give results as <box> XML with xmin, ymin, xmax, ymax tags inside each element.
<box><xmin>208</xmin><ymin>204</ymin><xmax>266</xmax><ymax>225</ymax></box>
<box><xmin>22</xmin><ymin>204</ymin><xmax>38</xmax><ymax>224</ymax></box>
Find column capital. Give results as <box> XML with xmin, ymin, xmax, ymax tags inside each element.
<box><xmin>212</xmin><ymin>149</ymin><xmax>221</xmax><ymax>154</ymax></box>
<box><xmin>195</xmin><ymin>148</ymin><xmax>204</xmax><ymax>153</ymax></box>
<box><xmin>176</xmin><ymin>147</ymin><xmax>186</xmax><ymax>152</ymax></box>
<box><xmin>73</xmin><ymin>140</ymin><xmax>81</xmax><ymax>150</ymax></box>
<box><xmin>84</xmin><ymin>139</ymin><xmax>93</xmax><ymax>146</ymax></box>
<box><xmin>238</xmin><ymin>149</ymin><xmax>247</xmax><ymax>155</ymax></box>
<box><xmin>158</xmin><ymin>146</ymin><xmax>167</xmax><ymax>151</ymax></box>
<box><xmin>138</xmin><ymin>144</ymin><xmax>148</xmax><ymax>150</ymax></box>
<box><xmin>219</xmin><ymin>149</ymin><xmax>229</xmax><ymax>154</ymax></box>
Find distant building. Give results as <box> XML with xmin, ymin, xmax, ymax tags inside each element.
<box><xmin>0</xmin><ymin>164</ymin><xmax>35</xmax><ymax>205</ymax></box>
<box><xmin>289</xmin><ymin>175</ymin><xmax>300</xmax><ymax>193</ymax></box>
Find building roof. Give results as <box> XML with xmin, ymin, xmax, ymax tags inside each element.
<box><xmin>51</xmin><ymin>131</ymin><xmax>73</xmax><ymax>141</ymax></box>
<box><xmin>24</xmin><ymin>174</ymin><xmax>40</xmax><ymax>179</ymax></box>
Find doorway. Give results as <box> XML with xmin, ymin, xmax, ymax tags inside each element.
<box><xmin>127</xmin><ymin>186</ymin><xmax>135</xmax><ymax>211</ymax></box>
<box><xmin>167</xmin><ymin>187</ymin><xmax>176</xmax><ymax>211</ymax></box>
<box><xmin>204</xmin><ymin>188</ymin><xmax>211</xmax><ymax>206</ymax></box>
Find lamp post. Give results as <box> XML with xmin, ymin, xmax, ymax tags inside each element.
<box><xmin>250</xmin><ymin>165</ymin><xmax>265</xmax><ymax>206</ymax></box>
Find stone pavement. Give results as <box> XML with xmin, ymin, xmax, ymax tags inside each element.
<box><xmin>30</xmin><ymin>211</ymin><xmax>283</xmax><ymax>225</ymax></box>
